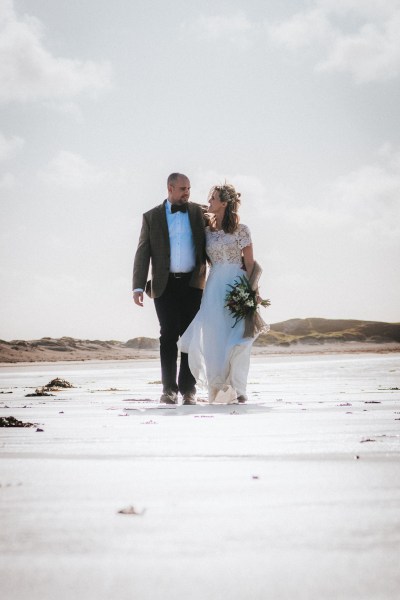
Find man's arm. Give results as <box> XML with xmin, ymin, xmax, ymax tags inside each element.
<box><xmin>132</xmin><ymin>215</ymin><xmax>151</xmax><ymax>306</ymax></box>
<box><xmin>191</xmin><ymin>201</ymin><xmax>211</xmax><ymax>225</ymax></box>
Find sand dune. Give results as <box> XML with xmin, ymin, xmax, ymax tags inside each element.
<box><xmin>257</xmin><ymin>317</ymin><xmax>400</xmax><ymax>346</ymax></box>
<box><xmin>1</xmin><ymin>319</ymin><xmax>399</xmax><ymax>363</ymax></box>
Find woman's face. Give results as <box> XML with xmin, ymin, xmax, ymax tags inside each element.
<box><xmin>207</xmin><ymin>189</ymin><xmax>226</xmax><ymax>214</ymax></box>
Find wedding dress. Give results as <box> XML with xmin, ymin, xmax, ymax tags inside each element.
<box><xmin>180</xmin><ymin>224</ymin><xmax>268</xmax><ymax>403</ymax></box>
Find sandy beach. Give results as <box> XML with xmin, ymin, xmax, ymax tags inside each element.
<box><xmin>1</xmin><ymin>353</ymin><xmax>400</xmax><ymax>600</ymax></box>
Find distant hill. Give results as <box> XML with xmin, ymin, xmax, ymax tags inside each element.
<box><xmin>0</xmin><ymin>319</ymin><xmax>399</xmax><ymax>363</ymax></box>
<box><xmin>125</xmin><ymin>337</ymin><xmax>159</xmax><ymax>350</ymax></box>
<box><xmin>255</xmin><ymin>318</ymin><xmax>400</xmax><ymax>347</ymax></box>
<box><xmin>0</xmin><ymin>336</ymin><xmax>160</xmax><ymax>363</ymax></box>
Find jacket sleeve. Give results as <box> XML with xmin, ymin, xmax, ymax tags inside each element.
<box><xmin>132</xmin><ymin>214</ymin><xmax>151</xmax><ymax>291</ymax></box>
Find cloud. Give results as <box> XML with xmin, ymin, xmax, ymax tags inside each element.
<box><xmin>38</xmin><ymin>150</ymin><xmax>126</xmax><ymax>190</ymax></box>
<box><xmin>259</xmin><ymin>144</ymin><xmax>400</xmax><ymax>242</ymax></box>
<box><xmin>184</xmin><ymin>4</ymin><xmax>400</xmax><ymax>82</ymax></box>
<box><xmin>268</xmin><ymin>8</ymin><xmax>332</xmax><ymax>50</ymax></box>
<box><xmin>0</xmin><ymin>130</ymin><xmax>24</xmax><ymax>160</ymax></box>
<box><xmin>211</xmin><ymin>145</ymin><xmax>400</xmax><ymax>250</ymax></box>
<box><xmin>318</xmin><ymin>12</ymin><xmax>400</xmax><ymax>82</ymax></box>
<box><xmin>220</xmin><ymin>148</ymin><xmax>400</xmax><ymax>323</ymax></box>
<box><xmin>0</xmin><ymin>0</ymin><xmax>112</xmax><ymax>104</ymax></box>
<box><xmin>188</xmin><ymin>11</ymin><xmax>253</xmax><ymax>45</ymax></box>
<box><xmin>268</xmin><ymin>0</ymin><xmax>400</xmax><ymax>83</ymax></box>
<box><xmin>326</xmin><ymin>144</ymin><xmax>400</xmax><ymax>237</ymax></box>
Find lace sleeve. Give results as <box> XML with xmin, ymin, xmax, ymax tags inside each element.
<box><xmin>237</xmin><ymin>224</ymin><xmax>252</xmax><ymax>249</ymax></box>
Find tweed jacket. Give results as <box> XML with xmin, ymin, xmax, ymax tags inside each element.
<box><xmin>132</xmin><ymin>200</ymin><xmax>207</xmax><ymax>298</ymax></box>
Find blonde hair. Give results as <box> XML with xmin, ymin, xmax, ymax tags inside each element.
<box><xmin>209</xmin><ymin>183</ymin><xmax>241</xmax><ymax>233</ymax></box>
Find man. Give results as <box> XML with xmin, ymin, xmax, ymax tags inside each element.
<box><xmin>133</xmin><ymin>173</ymin><xmax>206</xmax><ymax>405</ymax></box>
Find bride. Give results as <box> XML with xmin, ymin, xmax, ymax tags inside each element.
<box><xmin>180</xmin><ymin>183</ymin><xmax>268</xmax><ymax>404</ymax></box>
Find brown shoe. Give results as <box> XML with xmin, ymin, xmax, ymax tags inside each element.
<box><xmin>160</xmin><ymin>391</ymin><xmax>178</xmax><ymax>404</ymax></box>
<box><xmin>182</xmin><ymin>392</ymin><xmax>197</xmax><ymax>405</ymax></box>
<box><xmin>237</xmin><ymin>395</ymin><xmax>247</xmax><ymax>404</ymax></box>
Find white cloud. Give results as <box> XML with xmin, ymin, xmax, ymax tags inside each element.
<box><xmin>268</xmin><ymin>0</ymin><xmax>400</xmax><ymax>83</ymax></box>
<box><xmin>38</xmin><ymin>150</ymin><xmax>126</xmax><ymax>191</ymax></box>
<box><xmin>0</xmin><ymin>0</ymin><xmax>112</xmax><ymax>104</ymax></box>
<box><xmin>268</xmin><ymin>8</ymin><xmax>332</xmax><ymax>50</ymax></box>
<box><xmin>211</xmin><ymin>146</ymin><xmax>400</xmax><ymax>249</ymax></box>
<box><xmin>188</xmin><ymin>12</ymin><xmax>253</xmax><ymax>45</ymax></box>
<box><xmin>197</xmin><ymin>143</ymin><xmax>400</xmax><ymax>235</ymax></box>
<box><xmin>326</xmin><ymin>145</ymin><xmax>400</xmax><ymax>236</ymax></box>
<box><xmin>318</xmin><ymin>13</ymin><xmax>400</xmax><ymax>82</ymax></box>
<box><xmin>0</xmin><ymin>130</ymin><xmax>24</xmax><ymax>160</ymax></box>
<box><xmin>185</xmin><ymin>3</ymin><xmax>400</xmax><ymax>82</ymax></box>
<box><xmin>220</xmin><ymin>148</ymin><xmax>400</xmax><ymax>324</ymax></box>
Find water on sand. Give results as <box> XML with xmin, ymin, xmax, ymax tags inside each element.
<box><xmin>1</xmin><ymin>353</ymin><xmax>399</xmax><ymax>600</ymax></box>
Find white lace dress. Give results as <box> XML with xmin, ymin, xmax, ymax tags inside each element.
<box><xmin>180</xmin><ymin>223</ymin><xmax>260</xmax><ymax>403</ymax></box>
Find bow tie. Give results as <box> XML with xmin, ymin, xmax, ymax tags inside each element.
<box><xmin>171</xmin><ymin>203</ymin><xmax>188</xmax><ymax>214</ymax></box>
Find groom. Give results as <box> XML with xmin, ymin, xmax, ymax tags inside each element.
<box><xmin>132</xmin><ymin>173</ymin><xmax>207</xmax><ymax>405</ymax></box>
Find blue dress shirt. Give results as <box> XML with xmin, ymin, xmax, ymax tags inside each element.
<box><xmin>166</xmin><ymin>200</ymin><xmax>196</xmax><ymax>273</ymax></box>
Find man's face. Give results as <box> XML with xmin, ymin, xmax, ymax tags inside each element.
<box><xmin>168</xmin><ymin>177</ymin><xmax>191</xmax><ymax>204</ymax></box>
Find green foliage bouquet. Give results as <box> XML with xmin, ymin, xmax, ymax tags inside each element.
<box><xmin>225</xmin><ymin>275</ymin><xmax>270</xmax><ymax>328</ymax></box>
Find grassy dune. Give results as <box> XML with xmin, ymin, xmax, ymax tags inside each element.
<box><xmin>256</xmin><ymin>318</ymin><xmax>400</xmax><ymax>347</ymax></box>
<box><xmin>1</xmin><ymin>319</ymin><xmax>399</xmax><ymax>362</ymax></box>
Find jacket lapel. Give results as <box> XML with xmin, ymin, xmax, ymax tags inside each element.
<box><xmin>158</xmin><ymin>200</ymin><xmax>170</xmax><ymax>248</ymax></box>
<box><xmin>187</xmin><ymin>202</ymin><xmax>203</xmax><ymax>253</ymax></box>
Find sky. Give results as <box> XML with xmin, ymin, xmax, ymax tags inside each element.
<box><xmin>1</xmin><ymin>0</ymin><xmax>399</xmax><ymax>341</ymax></box>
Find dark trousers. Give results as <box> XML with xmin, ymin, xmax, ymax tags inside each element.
<box><xmin>154</xmin><ymin>273</ymin><xmax>203</xmax><ymax>395</ymax></box>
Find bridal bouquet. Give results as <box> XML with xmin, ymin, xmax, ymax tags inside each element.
<box><xmin>225</xmin><ymin>274</ymin><xmax>270</xmax><ymax>329</ymax></box>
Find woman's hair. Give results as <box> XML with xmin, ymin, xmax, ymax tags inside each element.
<box><xmin>209</xmin><ymin>183</ymin><xmax>241</xmax><ymax>234</ymax></box>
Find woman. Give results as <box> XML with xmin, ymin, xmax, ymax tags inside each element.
<box><xmin>180</xmin><ymin>183</ymin><xmax>268</xmax><ymax>404</ymax></box>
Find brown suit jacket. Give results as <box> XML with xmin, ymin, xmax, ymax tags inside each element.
<box><xmin>132</xmin><ymin>200</ymin><xmax>207</xmax><ymax>298</ymax></box>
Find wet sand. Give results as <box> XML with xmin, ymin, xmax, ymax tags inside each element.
<box><xmin>1</xmin><ymin>354</ymin><xmax>400</xmax><ymax>599</ymax></box>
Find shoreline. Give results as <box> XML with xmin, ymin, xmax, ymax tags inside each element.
<box><xmin>2</xmin><ymin>319</ymin><xmax>399</xmax><ymax>365</ymax></box>
<box><xmin>1</xmin><ymin>342</ymin><xmax>399</xmax><ymax>367</ymax></box>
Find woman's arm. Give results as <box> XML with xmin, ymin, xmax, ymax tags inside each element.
<box><xmin>243</xmin><ymin>244</ymin><xmax>264</xmax><ymax>303</ymax></box>
<box><xmin>242</xmin><ymin>244</ymin><xmax>255</xmax><ymax>279</ymax></box>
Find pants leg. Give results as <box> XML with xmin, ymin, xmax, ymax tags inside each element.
<box><xmin>154</xmin><ymin>276</ymin><xmax>202</xmax><ymax>395</ymax></box>
<box><xmin>154</xmin><ymin>280</ymin><xmax>180</xmax><ymax>394</ymax></box>
<box><xmin>177</xmin><ymin>284</ymin><xmax>202</xmax><ymax>394</ymax></box>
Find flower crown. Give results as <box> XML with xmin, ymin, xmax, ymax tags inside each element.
<box><xmin>217</xmin><ymin>185</ymin><xmax>241</xmax><ymax>205</ymax></box>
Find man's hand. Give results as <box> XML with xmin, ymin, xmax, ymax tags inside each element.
<box><xmin>133</xmin><ymin>291</ymin><xmax>144</xmax><ymax>307</ymax></box>
<box><xmin>200</xmin><ymin>204</ymin><xmax>211</xmax><ymax>225</ymax></box>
